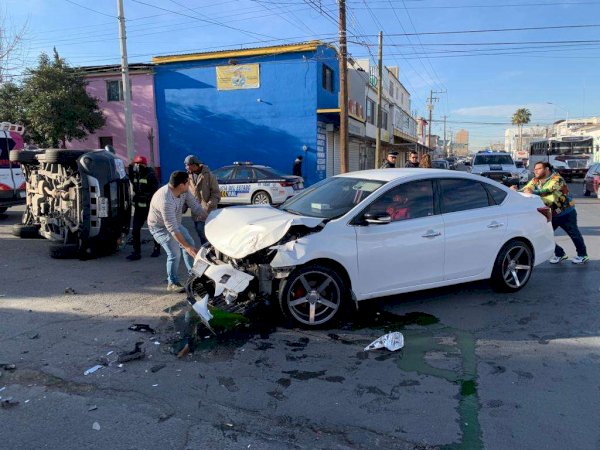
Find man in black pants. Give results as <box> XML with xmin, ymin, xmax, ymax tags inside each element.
<box><xmin>127</xmin><ymin>155</ymin><xmax>161</xmax><ymax>261</ymax></box>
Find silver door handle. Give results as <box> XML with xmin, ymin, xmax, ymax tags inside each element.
<box><xmin>487</xmin><ymin>222</ymin><xmax>504</xmax><ymax>228</ymax></box>
<box><xmin>422</xmin><ymin>231</ymin><xmax>441</xmax><ymax>238</ymax></box>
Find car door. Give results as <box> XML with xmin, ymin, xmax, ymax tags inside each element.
<box><xmin>354</xmin><ymin>179</ymin><xmax>444</xmax><ymax>297</ymax></box>
<box><xmin>227</xmin><ymin>166</ymin><xmax>256</xmax><ymax>204</ymax></box>
<box><xmin>439</xmin><ymin>178</ymin><xmax>508</xmax><ymax>280</ymax></box>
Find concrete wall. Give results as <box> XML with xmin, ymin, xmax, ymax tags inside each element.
<box><xmin>66</xmin><ymin>72</ymin><xmax>160</xmax><ymax>168</ymax></box>
<box><xmin>153</xmin><ymin>46</ymin><xmax>338</xmax><ymax>186</ymax></box>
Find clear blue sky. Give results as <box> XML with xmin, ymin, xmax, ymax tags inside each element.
<box><xmin>5</xmin><ymin>0</ymin><xmax>600</xmax><ymax>149</ymax></box>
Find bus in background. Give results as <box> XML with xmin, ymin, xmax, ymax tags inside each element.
<box><xmin>529</xmin><ymin>136</ymin><xmax>593</xmax><ymax>181</ymax></box>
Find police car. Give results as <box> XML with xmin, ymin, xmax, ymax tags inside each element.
<box><xmin>213</xmin><ymin>162</ymin><xmax>304</xmax><ymax>205</ymax></box>
<box><xmin>471</xmin><ymin>150</ymin><xmax>521</xmax><ymax>186</ymax></box>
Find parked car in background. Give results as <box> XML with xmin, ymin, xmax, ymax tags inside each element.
<box><xmin>9</xmin><ymin>148</ymin><xmax>131</xmax><ymax>259</ymax></box>
<box><xmin>514</xmin><ymin>160</ymin><xmax>531</xmax><ymax>184</ymax></box>
<box><xmin>0</xmin><ymin>123</ymin><xmax>26</xmax><ymax>214</ymax></box>
<box><xmin>213</xmin><ymin>162</ymin><xmax>304</xmax><ymax>205</ymax></box>
<box><xmin>583</xmin><ymin>163</ymin><xmax>600</xmax><ymax>197</ymax></box>
<box><xmin>432</xmin><ymin>159</ymin><xmax>450</xmax><ymax>170</ymax></box>
<box><xmin>187</xmin><ymin>168</ymin><xmax>554</xmax><ymax>328</ymax></box>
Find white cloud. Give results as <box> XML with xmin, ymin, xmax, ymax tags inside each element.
<box><xmin>452</xmin><ymin>103</ymin><xmax>556</xmax><ymax>119</ymax></box>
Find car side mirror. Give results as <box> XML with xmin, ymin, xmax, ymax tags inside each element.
<box><xmin>364</xmin><ymin>213</ymin><xmax>392</xmax><ymax>225</ymax></box>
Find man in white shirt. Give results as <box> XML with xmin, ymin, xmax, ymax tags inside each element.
<box><xmin>148</xmin><ymin>171</ymin><xmax>206</xmax><ymax>292</ymax></box>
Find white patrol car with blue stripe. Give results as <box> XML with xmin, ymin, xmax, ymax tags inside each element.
<box><xmin>213</xmin><ymin>162</ymin><xmax>304</xmax><ymax>205</ymax></box>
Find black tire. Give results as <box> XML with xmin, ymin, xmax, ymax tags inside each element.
<box><xmin>278</xmin><ymin>264</ymin><xmax>347</xmax><ymax>328</ymax></box>
<box><xmin>9</xmin><ymin>149</ymin><xmax>38</xmax><ymax>164</ymax></box>
<box><xmin>0</xmin><ymin>207</ymin><xmax>7</xmax><ymax>214</ymax></box>
<box><xmin>12</xmin><ymin>224</ymin><xmax>40</xmax><ymax>239</ymax></box>
<box><xmin>251</xmin><ymin>190</ymin><xmax>271</xmax><ymax>205</ymax></box>
<box><xmin>49</xmin><ymin>244</ymin><xmax>80</xmax><ymax>259</ymax></box>
<box><xmin>39</xmin><ymin>149</ymin><xmax>89</xmax><ymax>164</ymax></box>
<box><xmin>584</xmin><ymin>188</ymin><xmax>591</xmax><ymax>197</ymax></box>
<box><xmin>490</xmin><ymin>239</ymin><xmax>533</xmax><ymax>293</ymax></box>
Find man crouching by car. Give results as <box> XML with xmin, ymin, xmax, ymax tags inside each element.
<box><xmin>148</xmin><ymin>171</ymin><xmax>206</xmax><ymax>293</ymax></box>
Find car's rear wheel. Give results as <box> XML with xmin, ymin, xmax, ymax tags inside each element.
<box><xmin>490</xmin><ymin>239</ymin><xmax>533</xmax><ymax>293</ymax></box>
<box><xmin>9</xmin><ymin>149</ymin><xmax>38</xmax><ymax>164</ymax></box>
<box><xmin>49</xmin><ymin>244</ymin><xmax>80</xmax><ymax>259</ymax></box>
<box><xmin>12</xmin><ymin>224</ymin><xmax>40</xmax><ymax>239</ymax></box>
<box><xmin>39</xmin><ymin>149</ymin><xmax>89</xmax><ymax>164</ymax></box>
<box><xmin>279</xmin><ymin>264</ymin><xmax>347</xmax><ymax>327</ymax></box>
<box><xmin>251</xmin><ymin>190</ymin><xmax>271</xmax><ymax>205</ymax></box>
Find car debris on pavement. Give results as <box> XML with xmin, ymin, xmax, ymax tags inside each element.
<box><xmin>117</xmin><ymin>342</ymin><xmax>145</xmax><ymax>363</ymax></box>
<box><xmin>364</xmin><ymin>332</ymin><xmax>405</xmax><ymax>352</ymax></box>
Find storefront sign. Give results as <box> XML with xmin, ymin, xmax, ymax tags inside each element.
<box><xmin>216</xmin><ymin>64</ymin><xmax>260</xmax><ymax>90</ymax></box>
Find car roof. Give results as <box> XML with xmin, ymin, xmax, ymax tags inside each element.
<box><xmin>334</xmin><ymin>168</ymin><xmax>479</xmax><ymax>182</ymax></box>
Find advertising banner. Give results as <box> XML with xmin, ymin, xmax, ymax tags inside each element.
<box><xmin>216</xmin><ymin>64</ymin><xmax>260</xmax><ymax>90</ymax></box>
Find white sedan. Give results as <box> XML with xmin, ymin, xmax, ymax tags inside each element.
<box><xmin>187</xmin><ymin>169</ymin><xmax>555</xmax><ymax>328</ymax></box>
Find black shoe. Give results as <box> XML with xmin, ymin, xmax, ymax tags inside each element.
<box><xmin>150</xmin><ymin>248</ymin><xmax>161</xmax><ymax>258</ymax></box>
<box><xmin>126</xmin><ymin>252</ymin><xmax>141</xmax><ymax>261</ymax></box>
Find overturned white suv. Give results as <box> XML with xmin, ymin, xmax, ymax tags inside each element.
<box><xmin>186</xmin><ymin>169</ymin><xmax>554</xmax><ymax>329</ymax></box>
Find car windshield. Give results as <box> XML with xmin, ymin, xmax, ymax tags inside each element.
<box><xmin>515</xmin><ymin>161</ymin><xmax>524</xmax><ymax>168</ymax></box>
<box><xmin>474</xmin><ymin>154</ymin><xmax>514</xmax><ymax>165</ymax></box>
<box><xmin>280</xmin><ymin>177</ymin><xmax>386</xmax><ymax>219</ymax></box>
<box><xmin>432</xmin><ymin>161</ymin><xmax>447</xmax><ymax>169</ymax></box>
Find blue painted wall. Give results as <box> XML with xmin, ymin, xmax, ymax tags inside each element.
<box><xmin>154</xmin><ymin>45</ymin><xmax>338</xmax><ymax>186</ymax></box>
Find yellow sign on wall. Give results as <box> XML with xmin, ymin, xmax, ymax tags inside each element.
<box><xmin>216</xmin><ymin>64</ymin><xmax>260</xmax><ymax>90</ymax></box>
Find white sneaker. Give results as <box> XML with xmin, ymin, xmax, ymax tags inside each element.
<box><xmin>549</xmin><ymin>255</ymin><xmax>568</xmax><ymax>264</ymax></box>
<box><xmin>571</xmin><ymin>256</ymin><xmax>589</xmax><ymax>265</ymax></box>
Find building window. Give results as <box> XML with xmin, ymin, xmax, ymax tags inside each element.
<box><xmin>382</xmin><ymin>110</ymin><xmax>388</xmax><ymax>129</ymax></box>
<box><xmin>322</xmin><ymin>64</ymin><xmax>334</xmax><ymax>92</ymax></box>
<box><xmin>99</xmin><ymin>137</ymin><xmax>113</xmax><ymax>149</ymax></box>
<box><xmin>366</xmin><ymin>99</ymin><xmax>375</xmax><ymax>125</ymax></box>
<box><xmin>389</xmin><ymin>83</ymin><xmax>394</xmax><ymax>98</ymax></box>
<box><xmin>107</xmin><ymin>80</ymin><xmax>123</xmax><ymax>102</ymax></box>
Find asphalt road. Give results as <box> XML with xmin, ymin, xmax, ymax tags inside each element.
<box><xmin>0</xmin><ymin>182</ymin><xmax>599</xmax><ymax>450</ymax></box>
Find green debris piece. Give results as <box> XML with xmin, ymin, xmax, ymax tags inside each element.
<box><xmin>460</xmin><ymin>379</ymin><xmax>477</xmax><ymax>397</ymax></box>
<box><xmin>208</xmin><ymin>308</ymin><xmax>249</xmax><ymax>332</ymax></box>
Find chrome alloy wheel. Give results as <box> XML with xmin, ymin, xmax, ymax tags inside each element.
<box><xmin>501</xmin><ymin>244</ymin><xmax>532</xmax><ymax>289</ymax></box>
<box><xmin>252</xmin><ymin>191</ymin><xmax>271</xmax><ymax>204</ymax></box>
<box><xmin>285</xmin><ymin>270</ymin><xmax>342</xmax><ymax>326</ymax></box>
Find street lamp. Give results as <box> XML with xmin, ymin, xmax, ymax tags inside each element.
<box><xmin>546</xmin><ymin>102</ymin><xmax>569</xmax><ymax>127</ymax></box>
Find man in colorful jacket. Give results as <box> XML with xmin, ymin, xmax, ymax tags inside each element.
<box><xmin>512</xmin><ymin>161</ymin><xmax>588</xmax><ymax>264</ymax></box>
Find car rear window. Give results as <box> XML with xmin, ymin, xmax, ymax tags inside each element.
<box><xmin>440</xmin><ymin>179</ymin><xmax>490</xmax><ymax>213</ymax></box>
<box><xmin>483</xmin><ymin>183</ymin><xmax>508</xmax><ymax>205</ymax></box>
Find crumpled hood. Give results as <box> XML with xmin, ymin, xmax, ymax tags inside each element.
<box><xmin>205</xmin><ymin>205</ymin><xmax>324</xmax><ymax>259</ymax></box>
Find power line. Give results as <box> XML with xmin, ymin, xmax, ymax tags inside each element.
<box><xmin>63</xmin><ymin>0</ymin><xmax>115</xmax><ymax>18</ymax></box>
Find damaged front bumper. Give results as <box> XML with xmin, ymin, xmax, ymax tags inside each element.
<box><xmin>185</xmin><ymin>245</ymin><xmax>256</xmax><ymax>332</ymax></box>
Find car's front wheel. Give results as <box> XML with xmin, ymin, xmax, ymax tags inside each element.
<box><xmin>278</xmin><ymin>264</ymin><xmax>347</xmax><ymax>327</ymax></box>
<box><xmin>251</xmin><ymin>190</ymin><xmax>271</xmax><ymax>205</ymax></box>
<box><xmin>490</xmin><ymin>239</ymin><xmax>533</xmax><ymax>293</ymax></box>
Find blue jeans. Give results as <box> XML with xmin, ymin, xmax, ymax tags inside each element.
<box><xmin>150</xmin><ymin>225</ymin><xmax>195</xmax><ymax>285</ymax></box>
<box><xmin>552</xmin><ymin>209</ymin><xmax>587</xmax><ymax>257</ymax></box>
<box><xmin>194</xmin><ymin>220</ymin><xmax>207</xmax><ymax>245</ymax></box>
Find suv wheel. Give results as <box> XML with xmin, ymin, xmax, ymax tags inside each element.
<box><xmin>12</xmin><ymin>224</ymin><xmax>41</xmax><ymax>239</ymax></box>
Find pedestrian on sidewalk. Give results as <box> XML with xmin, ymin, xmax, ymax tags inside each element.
<box><xmin>380</xmin><ymin>151</ymin><xmax>398</xmax><ymax>169</ymax></box>
<box><xmin>405</xmin><ymin>151</ymin><xmax>420</xmax><ymax>168</ymax></box>
<box><xmin>126</xmin><ymin>155</ymin><xmax>161</xmax><ymax>261</ymax></box>
<box><xmin>184</xmin><ymin>155</ymin><xmax>220</xmax><ymax>246</ymax></box>
<box><xmin>148</xmin><ymin>171</ymin><xmax>206</xmax><ymax>293</ymax></box>
<box><xmin>511</xmin><ymin>161</ymin><xmax>588</xmax><ymax>264</ymax></box>
<box><xmin>292</xmin><ymin>155</ymin><xmax>303</xmax><ymax>176</ymax></box>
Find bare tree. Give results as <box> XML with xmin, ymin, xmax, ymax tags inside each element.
<box><xmin>0</xmin><ymin>10</ymin><xmax>28</xmax><ymax>83</ymax></box>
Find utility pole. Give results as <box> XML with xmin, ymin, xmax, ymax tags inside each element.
<box><xmin>375</xmin><ymin>31</ymin><xmax>383</xmax><ymax>165</ymax></box>
<box><xmin>117</xmin><ymin>0</ymin><xmax>135</xmax><ymax>163</ymax></box>
<box><xmin>442</xmin><ymin>115</ymin><xmax>447</xmax><ymax>157</ymax></box>
<box><xmin>426</xmin><ymin>89</ymin><xmax>445</xmax><ymax>152</ymax></box>
<box><xmin>338</xmin><ymin>0</ymin><xmax>349</xmax><ymax>173</ymax></box>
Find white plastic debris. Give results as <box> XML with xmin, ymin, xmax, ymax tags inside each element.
<box><xmin>84</xmin><ymin>365</ymin><xmax>104</xmax><ymax>375</ymax></box>
<box><xmin>92</xmin><ymin>422</ymin><xmax>101</xmax><ymax>431</ymax></box>
<box><xmin>364</xmin><ymin>332</ymin><xmax>404</xmax><ymax>352</ymax></box>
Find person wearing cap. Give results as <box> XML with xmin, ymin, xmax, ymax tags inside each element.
<box><xmin>292</xmin><ymin>155</ymin><xmax>303</xmax><ymax>176</ymax></box>
<box><xmin>184</xmin><ymin>155</ymin><xmax>220</xmax><ymax>245</ymax></box>
<box><xmin>405</xmin><ymin>150</ymin><xmax>420</xmax><ymax>168</ymax></box>
<box><xmin>380</xmin><ymin>151</ymin><xmax>398</xmax><ymax>169</ymax></box>
<box><xmin>127</xmin><ymin>155</ymin><xmax>161</xmax><ymax>261</ymax></box>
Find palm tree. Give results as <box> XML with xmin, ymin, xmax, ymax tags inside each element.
<box><xmin>511</xmin><ymin>108</ymin><xmax>531</xmax><ymax>155</ymax></box>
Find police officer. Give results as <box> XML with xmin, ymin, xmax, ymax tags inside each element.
<box><xmin>127</xmin><ymin>155</ymin><xmax>161</xmax><ymax>261</ymax></box>
<box><xmin>380</xmin><ymin>151</ymin><xmax>398</xmax><ymax>169</ymax></box>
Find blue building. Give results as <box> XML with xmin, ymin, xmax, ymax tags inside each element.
<box><xmin>152</xmin><ymin>41</ymin><xmax>339</xmax><ymax>186</ymax></box>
